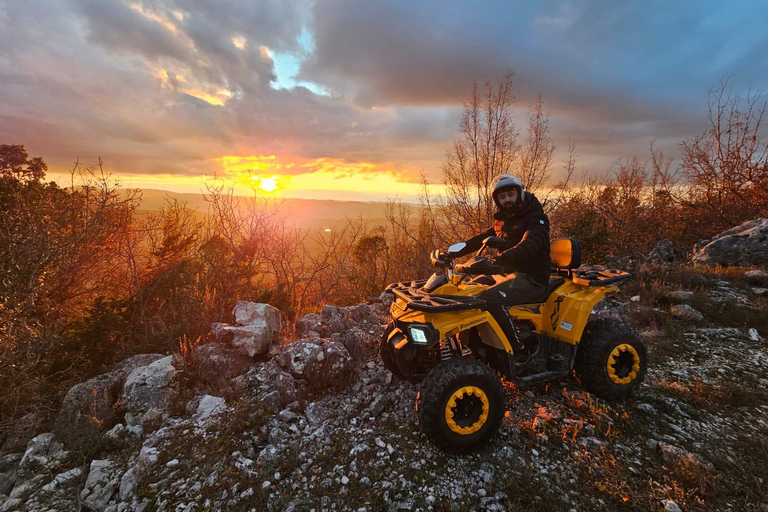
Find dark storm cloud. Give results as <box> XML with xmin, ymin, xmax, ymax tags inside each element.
<box><xmin>302</xmin><ymin>0</ymin><xmax>768</xmax><ymax>172</ymax></box>
<box><xmin>72</xmin><ymin>0</ymin><xmax>191</xmax><ymax>62</ymax></box>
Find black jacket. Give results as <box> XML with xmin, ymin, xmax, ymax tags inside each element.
<box><xmin>457</xmin><ymin>193</ymin><xmax>551</xmax><ymax>286</ymax></box>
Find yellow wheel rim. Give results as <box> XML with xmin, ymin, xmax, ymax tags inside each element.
<box><xmin>607</xmin><ymin>343</ymin><xmax>641</xmax><ymax>385</ymax></box>
<box><xmin>444</xmin><ymin>386</ymin><xmax>490</xmax><ymax>435</ymax></box>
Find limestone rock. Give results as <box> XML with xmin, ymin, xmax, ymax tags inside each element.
<box><xmin>210</xmin><ymin>322</ymin><xmax>233</xmax><ymax>342</ymax></box>
<box><xmin>320</xmin><ymin>305</ymin><xmax>351</xmax><ymax>336</ymax></box>
<box><xmin>189</xmin><ymin>342</ymin><xmax>253</xmax><ymax>389</ymax></box>
<box><xmin>192</xmin><ymin>395</ymin><xmax>226</xmax><ymax>423</ymax></box>
<box><xmin>277</xmin><ymin>338</ymin><xmax>353</xmax><ymax>389</ymax></box>
<box><xmin>233</xmin><ymin>301</ymin><xmax>281</xmax><ymax>329</ymax></box>
<box><xmin>745</xmin><ymin>269</ymin><xmax>768</xmax><ymax>284</ymax></box>
<box><xmin>41</xmin><ymin>467</ymin><xmax>82</xmax><ymax>492</ymax></box>
<box><xmin>295</xmin><ymin>313</ymin><xmax>322</xmax><ymax>338</ymax></box>
<box><xmin>692</xmin><ymin>218</ymin><xmax>768</xmax><ymax>267</ymax></box>
<box><xmin>648</xmin><ymin>239</ymin><xmax>676</xmax><ymax>264</ymax></box>
<box><xmin>122</xmin><ymin>356</ymin><xmax>176</xmax><ymax>428</ymax></box>
<box><xmin>54</xmin><ymin>354</ymin><xmax>164</xmax><ymax>447</ymax></box>
<box><xmin>273</xmin><ymin>372</ymin><xmax>299</xmax><ymax>404</ymax></box>
<box><xmin>0</xmin><ymin>454</ymin><xmax>22</xmax><ymax>496</ymax></box>
<box><xmin>665</xmin><ymin>290</ymin><xmax>694</xmax><ymax>302</ymax></box>
<box><xmin>331</xmin><ymin>327</ymin><xmax>372</xmax><ymax>361</ymax></box>
<box><xmin>225</xmin><ymin>324</ymin><xmax>276</xmax><ymax>357</ymax></box>
<box><xmin>349</xmin><ymin>303</ymin><xmax>381</xmax><ymax>326</ymax></box>
<box><xmin>670</xmin><ymin>304</ymin><xmax>704</xmax><ymax>322</ymax></box>
<box><xmin>80</xmin><ymin>459</ymin><xmax>120</xmax><ymax>512</ymax></box>
<box><xmin>17</xmin><ymin>433</ymin><xmax>68</xmax><ymax>481</ymax></box>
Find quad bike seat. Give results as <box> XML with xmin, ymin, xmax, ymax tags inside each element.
<box><xmin>551</xmin><ymin>237</ymin><xmax>632</xmax><ymax>286</ymax></box>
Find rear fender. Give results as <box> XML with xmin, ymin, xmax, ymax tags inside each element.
<box><xmin>539</xmin><ymin>281</ymin><xmax>618</xmax><ymax>344</ymax></box>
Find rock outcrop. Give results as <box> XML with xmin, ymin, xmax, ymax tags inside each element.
<box><xmin>211</xmin><ymin>301</ymin><xmax>282</xmax><ymax>357</ymax></box>
<box><xmin>54</xmin><ymin>354</ymin><xmax>165</xmax><ymax>447</ymax></box>
<box><xmin>2</xmin><ymin>288</ymin><xmax>764</xmax><ymax>512</ymax></box>
<box><xmin>692</xmin><ymin>217</ymin><xmax>768</xmax><ymax>267</ymax></box>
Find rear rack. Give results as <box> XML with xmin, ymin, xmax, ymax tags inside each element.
<box><xmin>569</xmin><ymin>267</ymin><xmax>633</xmax><ymax>287</ymax></box>
<box><xmin>388</xmin><ymin>284</ymin><xmax>487</xmax><ymax>312</ymax></box>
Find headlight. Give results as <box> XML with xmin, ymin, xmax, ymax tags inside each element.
<box><xmin>408</xmin><ymin>326</ymin><xmax>430</xmax><ymax>344</ymax></box>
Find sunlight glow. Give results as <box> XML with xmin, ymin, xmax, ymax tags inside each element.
<box><xmin>250</xmin><ymin>175</ymin><xmax>281</xmax><ymax>193</ymax></box>
<box><xmin>216</xmin><ymin>155</ymin><xmax>441</xmax><ymax>200</ymax></box>
<box><xmin>184</xmin><ymin>88</ymin><xmax>232</xmax><ymax>106</ymax></box>
<box><xmin>155</xmin><ymin>69</ymin><xmax>231</xmax><ymax>105</ymax></box>
<box><xmin>129</xmin><ymin>3</ymin><xmax>178</xmax><ymax>33</ymax></box>
<box><xmin>232</xmin><ymin>36</ymin><xmax>246</xmax><ymax>50</ymax></box>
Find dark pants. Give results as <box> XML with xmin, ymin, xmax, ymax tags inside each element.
<box><xmin>478</xmin><ymin>273</ymin><xmax>547</xmax><ymax>351</ymax></box>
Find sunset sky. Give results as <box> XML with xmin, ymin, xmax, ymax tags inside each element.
<box><xmin>1</xmin><ymin>0</ymin><xmax>767</xmax><ymax>201</ymax></box>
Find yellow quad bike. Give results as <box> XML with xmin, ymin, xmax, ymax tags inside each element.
<box><xmin>380</xmin><ymin>237</ymin><xmax>647</xmax><ymax>453</ymax></box>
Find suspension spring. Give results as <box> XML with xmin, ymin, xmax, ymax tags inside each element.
<box><xmin>439</xmin><ymin>339</ymin><xmax>453</xmax><ymax>361</ymax></box>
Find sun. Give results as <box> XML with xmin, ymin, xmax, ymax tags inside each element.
<box><xmin>251</xmin><ymin>175</ymin><xmax>281</xmax><ymax>193</ymax></box>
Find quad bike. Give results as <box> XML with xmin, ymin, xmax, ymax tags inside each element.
<box><xmin>380</xmin><ymin>237</ymin><xmax>647</xmax><ymax>453</ymax></box>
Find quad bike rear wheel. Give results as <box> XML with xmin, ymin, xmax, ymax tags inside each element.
<box><xmin>416</xmin><ymin>356</ymin><xmax>505</xmax><ymax>453</ymax></box>
<box><xmin>379</xmin><ymin>321</ymin><xmax>403</xmax><ymax>377</ymax></box>
<box><xmin>575</xmin><ymin>319</ymin><xmax>647</xmax><ymax>398</ymax></box>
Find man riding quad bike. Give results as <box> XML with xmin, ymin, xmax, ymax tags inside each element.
<box><xmin>380</xmin><ymin>175</ymin><xmax>647</xmax><ymax>453</ymax></box>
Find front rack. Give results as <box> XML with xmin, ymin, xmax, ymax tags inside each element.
<box><xmin>387</xmin><ymin>284</ymin><xmax>487</xmax><ymax>312</ymax></box>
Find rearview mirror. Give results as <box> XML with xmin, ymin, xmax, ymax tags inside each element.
<box><xmin>446</xmin><ymin>242</ymin><xmax>466</xmax><ymax>254</ymax></box>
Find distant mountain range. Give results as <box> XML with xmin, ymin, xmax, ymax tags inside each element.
<box><xmin>129</xmin><ymin>189</ymin><xmax>410</xmax><ymax>231</ymax></box>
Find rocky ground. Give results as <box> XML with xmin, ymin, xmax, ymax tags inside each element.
<box><xmin>1</xmin><ymin>262</ymin><xmax>767</xmax><ymax>512</ymax></box>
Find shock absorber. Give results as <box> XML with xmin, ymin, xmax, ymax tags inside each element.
<box><xmin>439</xmin><ymin>338</ymin><xmax>453</xmax><ymax>361</ymax></box>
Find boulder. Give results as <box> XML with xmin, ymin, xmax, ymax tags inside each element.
<box><xmin>665</xmin><ymin>290</ymin><xmax>694</xmax><ymax>302</ymax></box>
<box><xmin>188</xmin><ymin>342</ymin><xmax>253</xmax><ymax>390</ymax></box>
<box><xmin>17</xmin><ymin>433</ymin><xmax>68</xmax><ymax>482</ymax></box>
<box><xmin>331</xmin><ymin>327</ymin><xmax>372</xmax><ymax>361</ymax></box>
<box><xmin>277</xmin><ymin>338</ymin><xmax>353</xmax><ymax>389</ymax></box>
<box><xmin>273</xmin><ymin>372</ymin><xmax>299</xmax><ymax>404</ymax></box>
<box><xmin>41</xmin><ymin>467</ymin><xmax>83</xmax><ymax>492</ymax></box>
<box><xmin>80</xmin><ymin>459</ymin><xmax>120</xmax><ymax>512</ymax></box>
<box><xmin>295</xmin><ymin>313</ymin><xmax>322</xmax><ymax>338</ymax></box>
<box><xmin>122</xmin><ymin>356</ymin><xmax>176</xmax><ymax>428</ymax></box>
<box><xmin>192</xmin><ymin>395</ymin><xmax>226</xmax><ymax>424</ymax></box>
<box><xmin>648</xmin><ymin>239</ymin><xmax>676</xmax><ymax>264</ymax></box>
<box><xmin>54</xmin><ymin>354</ymin><xmax>164</xmax><ymax>447</ymax></box>
<box><xmin>0</xmin><ymin>454</ymin><xmax>22</xmax><ymax>496</ymax></box>
<box><xmin>210</xmin><ymin>322</ymin><xmax>233</xmax><ymax>343</ymax></box>
<box><xmin>233</xmin><ymin>301</ymin><xmax>281</xmax><ymax>329</ymax></box>
<box><xmin>349</xmin><ymin>303</ymin><xmax>381</xmax><ymax>326</ymax></box>
<box><xmin>692</xmin><ymin>218</ymin><xmax>768</xmax><ymax>267</ymax></box>
<box><xmin>320</xmin><ymin>305</ymin><xmax>351</xmax><ymax>335</ymax></box>
<box><xmin>225</xmin><ymin>324</ymin><xmax>276</xmax><ymax>357</ymax></box>
<box><xmin>745</xmin><ymin>269</ymin><xmax>768</xmax><ymax>285</ymax></box>
<box><xmin>670</xmin><ymin>304</ymin><xmax>704</xmax><ymax>322</ymax></box>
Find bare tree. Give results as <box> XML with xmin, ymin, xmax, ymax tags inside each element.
<box><xmin>681</xmin><ymin>77</ymin><xmax>768</xmax><ymax>229</ymax></box>
<box><xmin>441</xmin><ymin>70</ymin><xmax>520</xmax><ymax>237</ymax></box>
<box><xmin>519</xmin><ymin>94</ymin><xmax>556</xmax><ymax>193</ymax></box>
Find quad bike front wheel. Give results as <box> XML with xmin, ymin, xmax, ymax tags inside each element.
<box><xmin>574</xmin><ymin>319</ymin><xmax>647</xmax><ymax>399</ymax></box>
<box><xmin>416</xmin><ymin>356</ymin><xmax>505</xmax><ymax>453</ymax></box>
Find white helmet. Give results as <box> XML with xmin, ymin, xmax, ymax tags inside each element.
<box><xmin>491</xmin><ymin>174</ymin><xmax>525</xmax><ymax>208</ymax></box>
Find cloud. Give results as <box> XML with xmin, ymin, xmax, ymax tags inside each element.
<box><xmin>0</xmin><ymin>0</ymin><xmax>766</xmax><ymax>190</ymax></box>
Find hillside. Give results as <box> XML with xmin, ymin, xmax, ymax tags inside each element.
<box><xmin>132</xmin><ymin>189</ymin><xmax>399</xmax><ymax>231</ymax></box>
<box><xmin>2</xmin><ymin>255</ymin><xmax>767</xmax><ymax>511</ymax></box>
